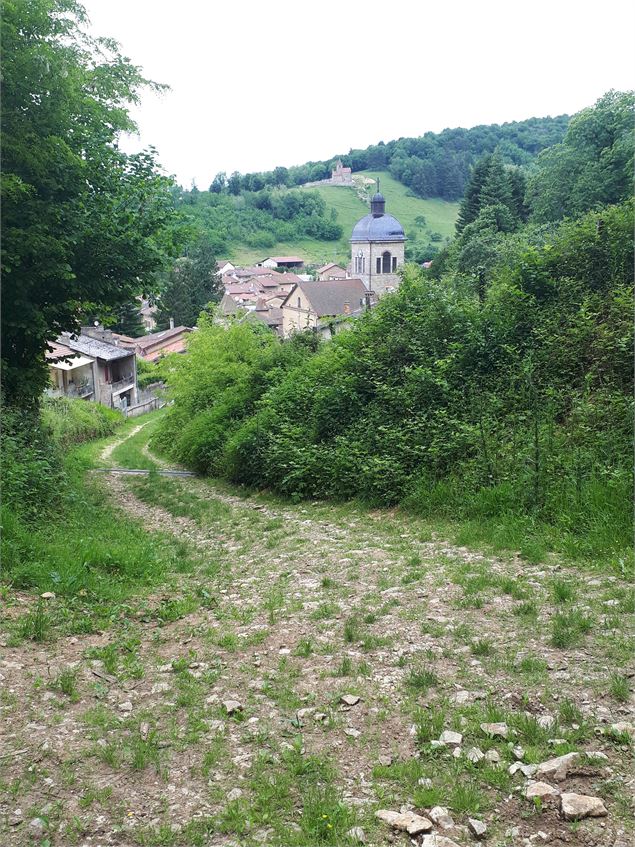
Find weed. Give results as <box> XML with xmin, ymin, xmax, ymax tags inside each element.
<box><xmin>335</xmin><ymin>657</ymin><xmax>353</xmax><ymax>677</ymax></box>
<box><xmin>559</xmin><ymin>698</ymin><xmax>583</xmax><ymax>725</ymax></box>
<box><xmin>406</xmin><ymin>668</ymin><xmax>438</xmax><ymax>693</ymax></box>
<box><xmin>609</xmin><ymin>673</ymin><xmax>630</xmax><ymax>703</ymax></box>
<box><xmin>552</xmin><ymin>578</ymin><xmax>575</xmax><ymax>604</ymax></box>
<box><xmin>296</xmin><ymin>638</ymin><xmax>314</xmax><ymax>658</ymax></box>
<box><xmin>311</xmin><ymin>603</ymin><xmax>339</xmax><ymax>621</ymax></box>
<box><xmin>18</xmin><ymin>601</ymin><xmax>51</xmax><ymax>642</ymax></box>
<box><xmin>343</xmin><ymin>616</ymin><xmax>361</xmax><ymax>644</ymax></box>
<box><xmin>471</xmin><ymin>638</ymin><xmax>493</xmax><ymax>656</ymax></box>
<box><xmin>51</xmin><ymin>667</ymin><xmax>79</xmax><ymax>701</ymax></box>
<box><xmin>514</xmin><ymin>600</ymin><xmax>539</xmax><ymax>619</ymax></box>
<box><xmin>552</xmin><ymin>609</ymin><xmax>593</xmax><ymax>647</ymax></box>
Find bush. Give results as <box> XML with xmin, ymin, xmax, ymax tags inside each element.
<box><xmin>41</xmin><ymin>397</ymin><xmax>122</xmax><ymax>448</ymax></box>
<box><xmin>1</xmin><ymin>404</ymin><xmax>66</xmax><ymax>519</ymax></box>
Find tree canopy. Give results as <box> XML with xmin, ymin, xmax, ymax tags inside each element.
<box><xmin>528</xmin><ymin>90</ymin><xmax>634</xmax><ymax>221</ymax></box>
<box><xmin>1</xmin><ymin>0</ymin><xmax>180</xmax><ymax>402</ymax></box>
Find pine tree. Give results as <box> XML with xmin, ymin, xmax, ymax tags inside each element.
<box><xmin>156</xmin><ymin>239</ymin><xmax>222</xmax><ymax>329</ymax></box>
<box><xmin>456</xmin><ymin>155</ymin><xmax>494</xmax><ymax>233</ymax></box>
<box><xmin>111</xmin><ymin>300</ymin><xmax>146</xmax><ymax>337</ymax></box>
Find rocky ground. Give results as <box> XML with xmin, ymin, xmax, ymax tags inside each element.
<box><xmin>1</xmin><ymin>426</ymin><xmax>633</xmax><ymax>846</ymax></box>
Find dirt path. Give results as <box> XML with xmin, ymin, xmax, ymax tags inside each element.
<box><xmin>1</xmin><ymin>426</ymin><xmax>633</xmax><ymax>847</ymax></box>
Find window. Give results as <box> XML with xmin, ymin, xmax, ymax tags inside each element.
<box><xmin>392</xmin><ymin>256</ymin><xmax>397</xmax><ymax>272</ymax></box>
<box><xmin>297</xmin><ymin>296</ymin><xmax>301</xmax><ymax>308</ymax></box>
<box><xmin>376</xmin><ymin>257</ymin><xmax>381</xmax><ymax>274</ymax></box>
<box><xmin>354</xmin><ymin>254</ymin><xmax>365</xmax><ymax>274</ymax></box>
<box><xmin>382</xmin><ymin>251</ymin><xmax>391</xmax><ymax>273</ymax></box>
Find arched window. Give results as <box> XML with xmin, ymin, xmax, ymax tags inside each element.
<box><xmin>297</xmin><ymin>296</ymin><xmax>301</xmax><ymax>308</ymax></box>
<box><xmin>382</xmin><ymin>251</ymin><xmax>391</xmax><ymax>273</ymax></box>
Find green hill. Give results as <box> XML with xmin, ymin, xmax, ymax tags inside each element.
<box><xmin>228</xmin><ymin>171</ymin><xmax>459</xmax><ymax>267</ymax></box>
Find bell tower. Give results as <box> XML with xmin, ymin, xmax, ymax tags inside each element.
<box><xmin>350</xmin><ymin>183</ymin><xmax>406</xmax><ymax>297</ymax></box>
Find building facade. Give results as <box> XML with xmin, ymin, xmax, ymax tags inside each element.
<box><xmin>350</xmin><ymin>192</ymin><xmax>405</xmax><ymax>297</ymax></box>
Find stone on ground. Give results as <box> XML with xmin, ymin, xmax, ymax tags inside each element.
<box><xmin>375</xmin><ymin>809</ymin><xmax>433</xmax><ymax>835</ymax></box>
<box><xmin>439</xmin><ymin>729</ymin><xmax>462</xmax><ymax>747</ymax></box>
<box><xmin>560</xmin><ymin>792</ymin><xmax>608</xmax><ymax>820</ymax></box>
<box><xmin>524</xmin><ymin>781</ymin><xmax>561</xmax><ymax>802</ymax></box>
<box><xmin>468</xmin><ymin>817</ymin><xmax>487</xmax><ymax>839</ymax></box>
<box><xmin>428</xmin><ymin>806</ymin><xmax>455</xmax><ymax>829</ymax></box>
<box><xmin>535</xmin><ymin>751</ymin><xmax>579</xmax><ymax>782</ymax></box>
<box><xmin>480</xmin><ymin>721</ymin><xmax>508</xmax><ymax>738</ymax></box>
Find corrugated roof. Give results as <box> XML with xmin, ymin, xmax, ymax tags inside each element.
<box><xmin>284</xmin><ymin>279</ymin><xmax>368</xmax><ymax>317</ymax></box>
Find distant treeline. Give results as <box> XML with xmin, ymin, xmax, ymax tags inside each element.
<box><xmin>207</xmin><ymin>115</ymin><xmax>570</xmax><ymax>201</ymax></box>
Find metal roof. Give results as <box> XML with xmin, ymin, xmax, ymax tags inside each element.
<box><xmin>350</xmin><ymin>212</ymin><xmax>406</xmax><ymax>243</ymax></box>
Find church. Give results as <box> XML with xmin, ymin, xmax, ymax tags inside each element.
<box><xmin>350</xmin><ymin>188</ymin><xmax>406</xmax><ymax>297</ymax></box>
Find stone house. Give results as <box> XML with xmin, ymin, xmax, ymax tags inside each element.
<box><xmin>47</xmin><ymin>327</ymin><xmax>137</xmax><ymax>409</ymax></box>
<box><xmin>316</xmin><ymin>262</ymin><xmax>348</xmax><ymax>280</ymax></box>
<box><xmin>281</xmin><ymin>278</ymin><xmax>371</xmax><ymax>339</ymax></box>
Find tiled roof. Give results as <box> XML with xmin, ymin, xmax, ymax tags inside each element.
<box><xmin>316</xmin><ymin>262</ymin><xmax>345</xmax><ymax>273</ymax></box>
<box><xmin>283</xmin><ymin>279</ymin><xmax>368</xmax><ymax>317</ymax></box>
<box><xmin>62</xmin><ymin>333</ymin><xmax>133</xmax><ymax>361</ymax></box>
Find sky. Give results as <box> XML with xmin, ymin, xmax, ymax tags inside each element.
<box><xmin>80</xmin><ymin>0</ymin><xmax>634</xmax><ymax>188</ymax></box>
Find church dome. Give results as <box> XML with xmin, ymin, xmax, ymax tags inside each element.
<box><xmin>350</xmin><ymin>212</ymin><xmax>405</xmax><ymax>243</ymax></box>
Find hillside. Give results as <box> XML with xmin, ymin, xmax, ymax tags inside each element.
<box><xmin>228</xmin><ymin>171</ymin><xmax>459</xmax><ymax>266</ymax></box>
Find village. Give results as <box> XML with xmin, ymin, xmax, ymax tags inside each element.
<box><xmin>46</xmin><ymin>179</ymin><xmax>407</xmax><ymax>414</ymax></box>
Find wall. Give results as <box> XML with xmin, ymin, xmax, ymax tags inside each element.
<box><xmin>281</xmin><ymin>287</ymin><xmax>317</xmax><ymax>337</ymax></box>
<box><xmin>351</xmin><ymin>239</ymin><xmax>405</xmax><ymax>296</ymax></box>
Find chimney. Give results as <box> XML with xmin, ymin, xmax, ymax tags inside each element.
<box><xmin>169</xmin><ymin>317</ymin><xmax>175</xmax><ymax>329</ymax></box>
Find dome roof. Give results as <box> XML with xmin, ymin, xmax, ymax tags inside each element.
<box><xmin>371</xmin><ymin>191</ymin><xmax>385</xmax><ymax>203</ymax></box>
<box><xmin>350</xmin><ymin>212</ymin><xmax>405</xmax><ymax>243</ymax></box>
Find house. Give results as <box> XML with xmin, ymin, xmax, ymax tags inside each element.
<box><xmin>281</xmin><ymin>278</ymin><xmax>372</xmax><ymax>339</ymax></box>
<box><xmin>113</xmin><ymin>323</ymin><xmax>192</xmax><ymax>363</ymax></box>
<box><xmin>258</xmin><ymin>256</ymin><xmax>305</xmax><ymax>270</ymax></box>
<box><xmin>250</xmin><ymin>298</ymin><xmax>283</xmax><ymax>334</ymax></box>
<box><xmin>316</xmin><ymin>262</ymin><xmax>347</xmax><ymax>281</ymax></box>
<box><xmin>217</xmin><ymin>259</ymin><xmax>236</xmax><ymax>276</ymax></box>
<box><xmin>47</xmin><ymin>326</ymin><xmax>138</xmax><ymax>409</ymax></box>
<box><xmin>46</xmin><ymin>340</ymin><xmax>97</xmax><ymax>401</ymax></box>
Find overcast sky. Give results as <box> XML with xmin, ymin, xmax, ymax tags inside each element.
<box><xmin>81</xmin><ymin>0</ymin><xmax>634</xmax><ymax>188</ymax></box>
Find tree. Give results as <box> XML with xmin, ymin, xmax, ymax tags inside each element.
<box><xmin>227</xmin><ymin>171</ymin><xmax>242</xmax><ymax>195</ymax></box>
<box><xmin>1</xmin><ymin>0</ymin><xmax>180</xmax><ymax>403</ymax></box>
<box><xmin>528</xmin><ymin>90</ymin><xmax>634</xmax><ymax>222</ymax></box>
<box><xmin>209</xmin><ymin>172</ymin><xmax>227</xmax><ymax>193</ymax></box>
<box><xmin>110</xmin><ymin>301</ymin><xmax>146</xmax><ymax>337</ymax></box>
<box><xmin>156</xmin><ymin>239</ymin><xmax>222</xmax><ymax>328</ymax></box>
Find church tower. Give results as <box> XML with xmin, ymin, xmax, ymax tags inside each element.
<box><xmin>350</xmin><ymin>187</ymin><xmax>406</xmax><ymax>296</ymax></box>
